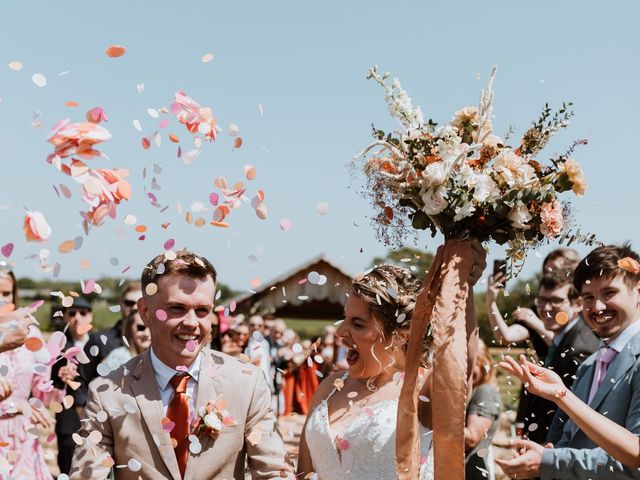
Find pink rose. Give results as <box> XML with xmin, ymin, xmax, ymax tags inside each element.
<box><xmin>540</xmin><ymin>201</ymin><xmax>563</xmax><ymax>238</ymax></box>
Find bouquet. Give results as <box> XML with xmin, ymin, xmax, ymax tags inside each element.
<box><xmin>355</xmin><ymin>66</ymin><xmax>595</xmax><ymax>275</ymax></box>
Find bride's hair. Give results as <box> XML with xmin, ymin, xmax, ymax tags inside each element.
<box><xmin>351</xmin><ymin>264</ymin><xmax>430</xmax><ymax>366</ymax></box>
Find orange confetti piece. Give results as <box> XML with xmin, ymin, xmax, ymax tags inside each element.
<box><xmin>0</xmin><ymin>303</ymin><xmax>15</xmax><ymax>315</ymax></box>
<box><xmin>105</xmin><ymin>45</ymin><xmax>127</xmax><ymax>58</ymax></box>
<box><xmin>58</xmin><ymin>240</ymin><xmax>76</xmax><ymax>254</ymax></box>
<box><xmin>215</xmin><ymin>399</ymin><xmax>228</xmax><ymax>410</ymax></box>
<box><xmin>618</xmin><ymin>257</ymin><xmax>640</xmax><ymax>275</ymax></box>
<box><xmin>186</xmin><ymin>212</ymin><xmax>193</xmax><ymax>224</ymax></box>
<box><xmin>65</xmin><ymin>101</ymin><xmax>79</xmax><ymax>107</ymax></box>
<box><xmin>25</xmin><ymin>337</ymin><xmax>44</xmax><ymax>352</ymax></box>
<box><xmin>249</xmin><ymin>278</ymin><xmax>261</xmax><ymax>289</ymax></box>
<box><xmin>555</xmin><ymin>311</ymin><xmax>569</xmax><ymax>325</ymax></box>
<box><xmin>169</xmin><ymin>133</ymin><xmax>180</xmax><ymax>143</ymax></box>
<box><xmin>76</xmin><ymin>323</ymin><xmax>93</xmax><ymax>336</ymax></box>
<box><xmin>233</xmin><ymin>137</ymin><xmax>243</xmax><ymax>149</ymax></box>
<box><xmin>210</xmin><ymin>221</ymin><xmax>229</xmax><ymax>228</ymax></box>
<box><xmin>79</xmin><ymin>259</ymin><xmax>91</xmax><ymax>270</ymax></box>
<box><xmin>244</xmin><ymin>165</ymin><xmax>256</xmax><ymax>181</ymax></box>
<box><xmin>194</xmin><ymin>218</ymin><xmax>206</xmax><ymax>227</ymax></box>
<box><xmin>0</xmin><ymin>442</ymin><xmax>8</xmax><ymax>448</ymax></box>
<box><xmin>134</xmin><ymin>225</ymin><xmax>147</xmax><ymax>233</ymax></box>
<box><xmin>161</xmin><ymin>222</ymin><xmax>171</xmax><ymax>229</ymax></box>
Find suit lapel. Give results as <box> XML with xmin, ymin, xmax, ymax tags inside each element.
<box><xmin>129</xmin><ymin>350</ymin><xmax>182</xmax><ymax>480</ymax></box>
<box><xmin>184</xmin><ymin>349</ymin><xmax>224</xmax><ymax>480</ymax></box>
<box><xmin>589</xmin><ymin>340</ymin><xmax>638</xmax><ymax>410</ymax></box>
<box><xmin>567</xmin><ymin>355</ymin><xmax>597</xmax><ymax>441</ymax></box>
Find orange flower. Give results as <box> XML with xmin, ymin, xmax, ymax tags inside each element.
<box><xmin>618</xmin><ymin>257</ymin><xmax>640</xmax><ymax>275</ymax></box>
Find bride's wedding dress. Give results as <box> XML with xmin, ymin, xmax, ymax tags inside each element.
<box><xmin>304</xmin><ymin>374</ymin><xmax>434</xmax><ymax>480</ymax></box>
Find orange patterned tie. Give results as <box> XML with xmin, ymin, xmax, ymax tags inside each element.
<box><xmin>168</xmin><ymin>374</ymin><xmax>190</xmax><ymax>478</ymax></box>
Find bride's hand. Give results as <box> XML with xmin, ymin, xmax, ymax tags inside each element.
<box><xmin>500</xmin><ymin>355</ymin><xmax>566</xmax><ymax>402</ymax></box>
<box><xmin>468</xmin><ymin>239</ymin><xmax>487</xmax><ymax>286</ymax></box>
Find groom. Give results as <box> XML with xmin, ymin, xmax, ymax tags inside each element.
<box><xmin>70</xmin><ymin>249</ymin><xmax>292</xmax><ymax>479</ymax></box>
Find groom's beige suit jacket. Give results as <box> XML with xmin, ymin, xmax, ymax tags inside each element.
<box><xmin>70</xmin><ymin>348</ymin><xmax>291</xmax><ymax>479</ymax></box>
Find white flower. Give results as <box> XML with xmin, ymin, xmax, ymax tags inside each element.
<box><xmin>421</xmin><ymin>186</ymin><xmax>449</xmax><ymax>215</ymax></box>
<box><xmin>507</xmin><ymin>202</ymin><xmax>532</xmax><ymax>229</ymax></box>
<box><xmin>493</xmin><ymin>150</ymin><xmax>537</xmax><ymax>187</ymax></box>
<box><xmin>472</xmin><ymin>173</ymin><xmax>500</xmax><ymax>204</ymax></box>
<box><xmin>422</xmin><ymin>161</ymin><xmax>452</xmax><ymax>188</ymax></box>
<box><xmin>198</xmin><ymin>406</ymin><xmax>208</xmax><ymax>418</ymax></box>
<box><xmin>453</xmin><ymin>202</ymin><xmax>476</xmax><ymax>221</ymax></box>
<box><xmin>482</xmin><ymin>134</ymin><xmax>503</xmax><ymax>148</ymax></box>
<box><xmin>203</xmin><ymin>412</ymin><xmax>222</xmax><ymax>431</ymax></box>
<box><xmin>450</xmin><ymin>106</ymin><xmax>479</xmax><ymax>130</ymax></box>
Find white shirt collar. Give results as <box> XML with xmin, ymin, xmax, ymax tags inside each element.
<box><xmin>604</xmin><ymin>319</ymin><xmax>640</xmax><ymax>353</ymax></box>
<box><xmin>149</xmin><ymin>347</ymin><xmax>202</xmax><ymax>391</ymax></box>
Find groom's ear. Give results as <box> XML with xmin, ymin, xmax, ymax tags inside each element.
<box><xmin>137</xmin><ymin>297</ymin><xmax>150</xmax><ymax>327</ymax></box>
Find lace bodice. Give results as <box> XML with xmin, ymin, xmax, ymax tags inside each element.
<box><xmin>305</xmin><ymin>374</ymin><xmax>433</xmax><ymax>480</ymax></box>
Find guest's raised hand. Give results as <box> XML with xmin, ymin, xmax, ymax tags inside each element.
<box><xmin>0</xmin><ymin>307</ymin><xmax>37</xmax><ymax>353</ymax></box>
<box><xmin>486</xmin><ymin>273</ymin><xmax>506</xmax><ymax>300</ymax></box>
<box><xmin>500</xmin><ymin>354</ymin><xmax>566</xmax><ymax>402</ymax></box>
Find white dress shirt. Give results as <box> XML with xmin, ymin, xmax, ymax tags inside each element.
<box><xmin>149</xmin><ymin>347</ymin><xmax>202</xmax><ymax>415</ymax></box>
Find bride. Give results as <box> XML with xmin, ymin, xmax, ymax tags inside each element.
<box><xmin>297</xmin><ymin>247</ymin><xmax>485</xmax><ymax>479</ymax></box>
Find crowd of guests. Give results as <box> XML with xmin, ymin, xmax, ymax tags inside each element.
<box><xmin>1</xmin><ymin>241</ymin><xmax>640</xmax><ymax>479</ymax></box>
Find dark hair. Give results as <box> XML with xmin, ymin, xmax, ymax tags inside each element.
<box><xmin>122</xmin><ymin>309</ymin><xmax>144</xmax><ymax>355</ymax></box>
<box><xmin>141</xmin><ymin>249</ymin><xmax>217</xmax><ymax>295</ymax></box>
<box><xmin>573</xmin><ymin>243</ymin><xmax>640</xmax><ymax>291</ymax></box>
<box><xmin>542</xmin><ymin>248</ymin><xmax>580</xmax><ymax>271</ymax></box>
<box><xmin>539</xmin><ymin>268</ymin><xmax>579</xmax><ymax>301</ymax></box>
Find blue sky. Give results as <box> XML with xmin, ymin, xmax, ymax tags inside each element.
<box><xmin>1</xmin><ymin>1</ymin><xmax>638</xmax><ymax>291</ymax></box>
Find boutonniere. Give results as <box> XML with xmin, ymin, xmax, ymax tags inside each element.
<box><xmin>192</xmin><ymin>399</ymin><xmax>235</xmax><ymax>440</ymax></box>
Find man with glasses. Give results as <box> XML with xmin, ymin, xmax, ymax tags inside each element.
<box><xmin>518</xmin><ymin>269</ymin><xmax>598</xmax><ymax>445</ymax></box>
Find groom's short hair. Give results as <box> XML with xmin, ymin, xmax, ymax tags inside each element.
<box><xmin>141</xmin><ymin>248</ymin><xmax>217</xmax><ymax>295</ymax></box>
<box><xmin>573</xmin><ymin>243</ymin><xmax>640</xmax><ymax>291</ymax></box>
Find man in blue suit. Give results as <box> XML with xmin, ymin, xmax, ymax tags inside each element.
<box><xmin>497</xmin><ymin>244</ymin><xmax>640</xmax><ymax>479</ymax></box>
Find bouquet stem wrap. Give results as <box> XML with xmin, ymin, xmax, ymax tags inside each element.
<box><xmin>396</xmin><ymin>239</ymin><xmax>476</xmax><ymax>479</ymax></box>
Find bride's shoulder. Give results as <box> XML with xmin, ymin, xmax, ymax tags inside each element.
<box><xmin>309</xmin><ymin>370</ymin><xmax>346</xmax><ymax>409</ymax></box>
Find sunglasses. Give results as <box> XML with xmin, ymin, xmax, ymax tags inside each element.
<box><xmin>135</xmin><ymin>324</ymin><xmax>149</xmax><ymax>332</ymax></box>
<box><xmin>123</xmin><ymin>299</ymin><xmax>137</xmax><ymax>307</ymax></box>
<box><xmin>67</xmin><ymin>309</ymin><xmax>91</xmax><ymax>317</ymax></box>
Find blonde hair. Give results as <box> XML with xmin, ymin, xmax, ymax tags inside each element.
<box><xmin>0</xmin><ymin>269</ymin><xmax>18</xmax><ymax>305</ymax></box>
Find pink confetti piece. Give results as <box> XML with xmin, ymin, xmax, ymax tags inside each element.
<box><xmin>122</xmin><ymin>265</ymin><xmax>131</xmax><ymax>274</ymax></box>
<box><xmin>209</xmin><ymin>192</ymin><xmax>219</xmax><ymax>206</ymax></box>
<box><xmin>29</xmin><ymin>299</ymin><xmax>45</xmax><ymax>309</ymax></box>
<box><xmin>83</xmin><ymin>279</ymin><xmax>96</xmax><ymax>295</ymax></box>
<box><xmin>163</xmin><ymin>239</ymin><xmax>175</xmax><ymax>250</ymax></box>
<box><xmin>279</xmin><ymin>219</ymin><xmax>292</xmax><ymax>231</ymax></box>
<box><xmin>162</xmin><ymin>421</ymin><xmax>175</xmax><ymax>433</ymax></box>
<box><xmin>1</xmin><ymin>243</ymin><xmax>14</xmax><ymax>257</ymax></box>
<box><xmin>158</xmin><ymin>119</ymin><xmax>170</xmax><ymax>129</ymax></box>
<box><xmin>155</xmin><ymin>309</ymin><xmax>167</xmax><ymax>321</ymax></box>
<box><xmin>37</xmin><ymin>380</ymin><xmax>54</xmax><ymax>393</ymax></box>
<box><xmin>229</xmin><ymin>300</ymin><xmax>236</xmax><ymax>313</ymax></box>
<box><xmin>176</xmin><ymin>365</ymin><xmax>188</xmax><ymax>372</ymax></box>
<box><xmin>185</xmin><ymin>340</ymin><xmax>197</xmax><ymax>352</ymax></box>
<box><xmin>64</xmin><ymin>346</ymin><xmax>82</xmax><ymax>360</ymax></box>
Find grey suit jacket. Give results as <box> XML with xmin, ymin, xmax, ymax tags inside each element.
<box><xmin>70</xmin><ymin>348</ymin><xmax>291</xmax><ymax>479</ymax></box>
<box><xmin>540</xmin><ymin>329</ymin><xmax>640</xmax><ymax>479</ymax></box>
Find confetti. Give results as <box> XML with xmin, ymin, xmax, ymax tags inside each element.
<box><xmin>32</xmin><ymin>73</ymin><xmax>47</xmax><ymax>87</ymax></box>
<box><xmin>145</xmin><ymin>283</ymin><xmax>158</xmax><ymax>295</ymax></box>
<box><xmin>279</xmin><ymin>219</ymin><xmax>292</xmax><ymax>231</ymax></box>
<box><xmin>316</xmin><ymin>202</ymin><xmax>330</xmax><ymax>215</ymax></box>
<box><xmin>155</xmin><ymin>309</ymin><xmax>167</xmax><ymax>321</ymax></box>
<box><xmin>105</xmin><ymin>45</ymin><xmax>127</xmax><ymax>58</ymax></box>
<box><xmin>555</xmin><ymin>311</ymin><xmax>569</xmax><ymax>325</ymax></box>
<box><xmin>24</xmin><ymin>211</ymin><xmax>52</xmax><ymax>242</ymax></box>
<box><xmin>8</xmin><ymin>61</ymin><xmax>23</xmax><ymax>71</ymax></box>
<box><xmin>1</xmin><ymin>243</ymin><xmax>14</xmax><ymax>257</ymax></box>
<box><xmin>201</xmin><ymin>53</ymin><xmax>214</xmax><ymax>63</ymax></box>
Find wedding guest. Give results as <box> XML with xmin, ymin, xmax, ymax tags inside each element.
<box><xmin>246</xmin><ymin>315</ymin><xmax>275</xmax><ymax>393</ymax></box>
<box><xmin>518</xmin><ymin>269</ymin><xmax>598</xmax><ymax>444</ymax></box>
<box><xmin>100</xmin><ymin>310</ymin><xmax>151</xmax><ymax>373</ymax></box>
<box><xmin>486</xmin><ymin>248</ymin><xmax>580</xmax><ymax>356</ymax></box>
<box><xmin>0</xmin><ymin>270</ymin><xmax>68</xmax><ymax>479</ymax></box>
<box><xmin>465</xmin><ymin>340</ymin><xmax>501</xmax><ymax>480</ymax></box>
<box><xmin>50</xmin><ymin>296</ymin><xmax>92</xmax><ymax>475</ymax></box>
<box><xmin>70</xmin><ymin>249</ymin><xmax>290</xmax><ymax>479</ymax></box>
<box><xmin>496</xmin><ymin>244</ymin><xmax>640</xmax><ymax>479</ymax></box>
<box><xmin>0</xmin><ymin>269</ymin><xmax>37</xmax><ymax>353</ymax></box>
<box><xmin>223</xmin><ymin>320</ymin><xmax>249</xmax><ymax>356</ymax></box>
<box><xmin>79</xmin><ymin>282</ymin><xmax>142</xmax><ymax>389</ymax></box>
<box><xmin>501</xmin><ymin>354</ymin><xmax>640</xmax><ymax>469</ymax></box>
